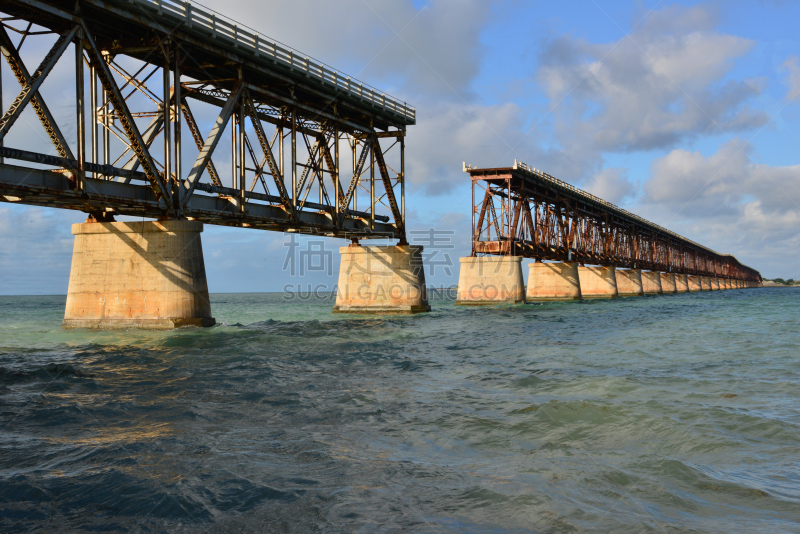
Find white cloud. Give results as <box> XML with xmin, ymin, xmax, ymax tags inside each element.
<box><xmin>631</xmin><ymin>140</ymin><xmax>800</xmax><ymax>277</ymax></box>
<box><xmin>583</xmin><ymin>167</ymin><xmax>636</xmax><ymax>204</ymax></box>
<box><xmin>782</xmin><ymin>56</ymin><xmax>800</xmax><ymax>100</ymax></box>
<box><xmin>538</xmin><ymin>5</ymin><xmax>767</xmax><ymax>153</ymax></box>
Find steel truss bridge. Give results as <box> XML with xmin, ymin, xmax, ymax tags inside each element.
<box><xmin>466</xmin><ymin>161</ymin><xmax>762</xmax><ymax>282</ymax></box>
<box><xmin>0</xmin><ymin>0</ymin><xmax>413</xmax><ymax>241</ymax></box>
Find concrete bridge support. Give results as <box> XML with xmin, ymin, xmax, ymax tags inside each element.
<box><xmin>641</xmin><ymin>271</ymin><xmax>663</xmax><ymax>295</ymax></box>
<box><xmin>687</xmin><ymin>275</ymin><xmax>702</xmax><ymax>291</ymax></box>
<box><xmin>700</xmin><ymin>277</ymin><xmax>711</xmax><ymax>291</ymax></box>
<box><xmin>334</xmin><ymin>245</ymin><xmax>430</xmax><ymax>314</ymax></box>
<box><xmin>711</xmin><ymin>277</ymin><xmax>721</xmax><ymax>291</ymax></box>
<box><xmin>63</xmin><ymin>220</ymin><xmax>215</xmax><ymax>329</ymax></box>
<box><xmin>660</xmin><ymin>272</ymin><xmax>678</xmax><ymax>293</ymax></box>
<box><xmin>455</xmin><ymin>256</ymin><xmax>525</xmax><ymax>305</ymax></box>
<box><xmin>675</xmin><ymin>274</ymin><xmax>689</xmax><ymax>292</ymax></box>
<box><xmin>615</xmin><ymin>268</ymin><xmax>644</xmax><ymax>296</ymax></box>
<box><xmin>578</xmin><ymin>266</ymin><xmax>619</xmax><ymax>299</ymax></box>
<box><xmin>527</xmin><ymin>262</ymin><xmax>582</xmax><ymax>301</ymax></box>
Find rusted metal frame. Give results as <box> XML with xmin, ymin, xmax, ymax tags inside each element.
<box><xmin>510</xmin><ymin>191</ymin><xmax>523</xmax><ymax>253</ymax></box>
<box><xmin>0</xmin><ymin>25</ymin><xmax>76</xmax><ymax>141</ymax></box>
<box><xmin>372</xmin><ymin>137</ymin><xmax>408</xmax><ymax>245</ymax></box>
<box><xmin>182</xmin><ymin>81</ymin><xmax>244</xmax><ymax>207</ymax></box>
<box><xmin>243</xmin><ymin>91</ymin><xmax>294</xmax><ymax>218</ymax></box>
<box><xmin>0</xmin><ymin>25</ymin><xmax>74</xmax><ymax>161</ymax></box>
<box><xmin>474</xmin><ymin>181</ymin><xmax>491</xmax><ymax>252</ymax></box>
<box><xmin>81</xmin><ymin>21</ymin><xmax>171</xmax><ymax>206</ymax></box>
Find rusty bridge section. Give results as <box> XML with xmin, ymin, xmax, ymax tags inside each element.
<box><xmin>0</xmin><ymin>0</ymin><xmax>412</xmax><ymax>241</ymax></box>
<box><xmin>466</xmin><ymin>161</ymin><xmax>761</xmax><ymax>282</ymax></box>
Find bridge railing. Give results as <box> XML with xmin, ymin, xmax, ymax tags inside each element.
<box><xmin>123</xmin><ymin>0</ymin><xmax>415</xmax><ymax>123</ymax></box>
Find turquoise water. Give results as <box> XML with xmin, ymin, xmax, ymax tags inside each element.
<box><xmin>1</xmin><ymin>288</ymin><xmax>799</xmax><ymax>532</ymax></box>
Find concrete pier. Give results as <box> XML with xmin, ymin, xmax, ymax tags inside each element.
<box><xmin>577</xmin><ymin>266</ymin><xmax>619</xmax><ymax>299</ymax></box>
<box><xmin>687</xmin><ymin>275</ymin><xmax>702</xmax><ymax>291</ymax></box>
<box><xmin>641</xmin><ymin>271</ymin><xmax>663</xmax><ymax>295</ymax></box>
<box><xmin>63</xmin><ymin>220</ymin><xmax>215</xmax><ymax>329</ymax></box>
<box><xmin>527</xmin><ymin>261</ymin><xmax>582</xmax><ymax>301</ymax></box>
<box><xmin>455</xmin><ymin>256</ymin><xmax>525</xmax><ymax>305</ymax></box>
<box><xmin>615</xmin><ymin>268</ymin><xmax>644</xmax><ymax>297</ymax></box>
<box><xmin>711</xmin><ymin>277</ymin><xmax>721</xmax><ymax>291</ymax></box>
<box><xmin>700</xmin><ymin>276</ymin><xmax>711</xmax><ymax>291</ymax></box>
<box><xmin>675</xmin><ymin>274</ymin><xmax>689</xmax><ymax>293</ymax></box>
<box><xmin>660</xmin><ymin>272</ymin><xmax>678</xmax><ymax>293</ymax></box>
<box><xmin>334</xmin><ymin>245</ymin><xmax>430</xmax><ymax>314</ymax></box>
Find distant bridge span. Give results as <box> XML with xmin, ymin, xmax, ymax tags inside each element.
<box><xmin>465</xmin><ymin>161</ymin><xmax>761</xmax><ymax>282</ymax></box>
<box><xmin>0</xmin><ymin>0</ymin><xmax>412</xmax><ymax>241</ymax></box>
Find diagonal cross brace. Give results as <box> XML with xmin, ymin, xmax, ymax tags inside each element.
<box><xmin>243</xmin><ymin>92</ymin><xmax>294</xmax><ymax>218</ymax></box>
<box><xmin>0</xmin><ymin>26</ymin><xmax>74</xmax><ymax>160</ymax></box>
<box><xmin>338</xmin><ymin>138</ymin><xmax>371</xmax><ymax>224</ymax></box>
<box><xmin>295</xmin><ymin>138</ymin><xmax>320</xmax><ymax>198</ymax></box>
<box><xmin>80</xmin><ymin>22</ymin><xmax>171</xmax><ymax>205</ymax></box>
<box><xmin>182</xmin><ymin>82</ymin><xmax>244</xmax><ymax>208</ymax></box>
<box><xmin>180</xmin><ymin>97</ymin><xmax>222</xmax><ymax>186</ymax></box>
<box><xmin>118</xmin><ymin>112</ymin><xmax>163</xmax><ymax>183</ymax></box>
<box><xmin>0</xmin><ymin>26</ymin><xmax>77</xmax><ymax>141</ymax></box>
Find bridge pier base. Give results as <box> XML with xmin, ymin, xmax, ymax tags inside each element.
<box><xmin>641</xmin><ymin>271</ymin><xmax>663</xmax><ymax>295</ymax></box>
<box><xmin>526</xmin><ymin>262</ymin><xmax>582</xmax><ymax>301</ymax></box>
<box><xmin>660</xmin><ymin>272</ymin><xmax>677</xmax><ymax>293</ymax></box>
<box><xmin>700</xmin><ymin>276</ymin><xmax>712</xmax><ymax>291</ymax></box>
<box><xmin>614</xmin><ymin>268</ymin><xmax>643</xmax><ymax>296</ymax></box>
<box><xmin>711</xmin><ymin>277</ymin><xmax>721</xmax><ymax>291</ymax></box>
<box><xmin>455</xmin><ymin>256</ymin><xmax>525</xmax><ymax>305</ymax></box>
<box><xmin>63</xmin><ymin>220</ymin><xmax>215</xmax><ymax>330</ymax></box>
<box><xmin>687</xmin><ymin>275</ymin><xmax>702</xmax><ymax>291</ymax></box>
<box><xmin>333</xmin><ymin>245</ymin><xmax>430</xmax><ymax>314</ymax></box>
<box><xmin>578</xmin><ymin>266</ymin><xmax>619</xmax><ymax>299</ymax></box>
<box><xmin>675</xmin><ymin>274</ymin><xmax>689</xmax><ymax>292</ymax></box>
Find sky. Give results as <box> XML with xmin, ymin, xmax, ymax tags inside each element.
<box><xmin>2</xmin><ymin>0</ymin><xmax>800</xmax><ymax>294</ymax></box>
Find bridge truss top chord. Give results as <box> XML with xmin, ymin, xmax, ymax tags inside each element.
<box><xmin>465</xmin><ymin>160</ymin><xmax>761</xmax><ymax>282</ymax></box>
<box><xmin>0</xmin><ymin>0</ymin><xmax>411</xmax><ymax>241</ymax></box>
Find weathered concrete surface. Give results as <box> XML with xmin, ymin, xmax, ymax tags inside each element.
<box><xmin>711</xmin><ymin>277</ymin><xmax>721</xmax><ymax>291</ymax></box>
<box><xmin>456</xmin><ymin>256</ymin><xmax>525</xmax><ymax>305</ymax></box>
<box><xmin>723</xmin><ymin>279</ymin><xmax>732</xmax><ymax>290</ymax></box>
<box><xmin>527</xmin><ymin>262</ymin><xmax>582</xmax><ymax>301</ymax></box>
<box><xmin>63</xmin><ymin>220</ymin><xmax>215</xmax><ymax>330</ymax></box>
<box><xmin>615</xmin><ymin>269</ymin><xmax>643</xmax><ymax>297</ymax></box>
<box><xmin>333</xmin><ymin>245</ymin><xmax>430</xmax><ymax>314</ymax></box>
<box><xmin>660</xmin><ymin>272</ymin><xmax>678</xmax><ymax>293</ymax></box>
<box><xmin>687</xmin><ymin>275</ymin><xmax>702</xmax><ymax>292</ymax></box>
<box><xmin>578</xmin><ymin>266</ymin><xmax>619</xmax><ymax>299</ymax></box>
<box><xmin>700</xmin><ymin>277</ymin><xmax>712</xmax><ymax>291</ymax></box>
<box><xmin>675</xmin><ymin>274</ymin><xmax>689</xmax><ymax>293</ymax></box>
<box><xmin>641</xmin><ymin>271</ymin><xmax>663</xmax><ymax>294</ymax></box>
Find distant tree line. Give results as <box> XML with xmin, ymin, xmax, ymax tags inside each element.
<box><xmin>770</xmin><ymin>278</ymin><xmax>795</xmax><ymax>285</ymax></box>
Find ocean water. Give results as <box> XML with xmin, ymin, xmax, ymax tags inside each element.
<box><xmin>1</xmin><ymin>288</ymin><xmax>799</xmax><ymax>533</ymax></box>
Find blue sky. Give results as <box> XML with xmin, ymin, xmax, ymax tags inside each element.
<box><xmin>2</xmin><ymin>0</ymin><xmax>800</xmax><ymax>294</ymax></box>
